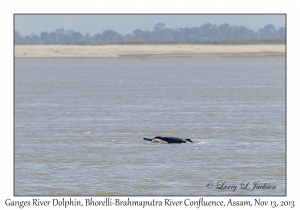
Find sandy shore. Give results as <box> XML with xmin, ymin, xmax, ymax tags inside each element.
<box><xmin>14</xmin><ymin>44</ymin><xmax>285</xmax><ymax>58</ymax></box>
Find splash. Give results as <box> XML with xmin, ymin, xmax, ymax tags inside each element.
<box><xmin>151</xmin><ymin>139</ymin><xmax>168</xmax><ymax>144</ymax></box>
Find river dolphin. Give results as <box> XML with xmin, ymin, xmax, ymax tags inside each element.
<box><xmin>143</xmin><ymin>136</ymin><xmax>193</xmax><ymax>144</ymax></box>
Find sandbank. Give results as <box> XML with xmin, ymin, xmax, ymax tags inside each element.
<box><xmin>14</xmin><ymin>44</ymin><xmax>285</xmax><ymax>58</ymax></box>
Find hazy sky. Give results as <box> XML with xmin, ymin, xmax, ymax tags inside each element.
<box><xmin>15</xmin><ymin>14</ymin><xmax>286</xmax><ymax>36</ymax></box>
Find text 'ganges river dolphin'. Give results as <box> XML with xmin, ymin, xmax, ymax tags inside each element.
<box><xmin>143</xmin><ymin>136</ymin><xmax>193</xmax><ymax>144</ymax></box>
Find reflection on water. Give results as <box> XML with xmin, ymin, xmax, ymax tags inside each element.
<box><xmin>15</xmin><ymin>58</ymin><xmax>285</xmax><ymax>195</ymax></box>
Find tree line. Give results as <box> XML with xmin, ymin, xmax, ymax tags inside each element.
<box><xmin>14</xmin><ymin>23</ymin><xmax>286</xmax><ymax>45</ymax></box>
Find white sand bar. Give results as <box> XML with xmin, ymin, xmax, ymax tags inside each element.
<box><xmin>15</xmin><ymin>44</ymin><xmax>285</xmax><ymax>58</ymax></box>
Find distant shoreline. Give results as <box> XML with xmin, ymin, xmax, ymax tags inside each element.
<box><xmin>14</xmin><ymin>44</ymin><xmax>286</xmax><ymax>59</ymax></box>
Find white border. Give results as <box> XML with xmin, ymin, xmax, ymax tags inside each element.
<box><xmin>1</xmin><ymin>1</ymin><xmax>298</xmax><ymax>209</ymax></box>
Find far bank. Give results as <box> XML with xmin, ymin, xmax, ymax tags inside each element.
<box><xmin>14</xmin><ymin>44</ymin><xmax>286</xmax><ymax>59</ymax></box>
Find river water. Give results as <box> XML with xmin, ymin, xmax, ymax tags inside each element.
<box><xmin>15</xmin><ymin>57</ymin><xmax>285</xmax><ymax>196</ymax></box>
